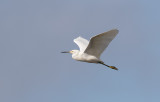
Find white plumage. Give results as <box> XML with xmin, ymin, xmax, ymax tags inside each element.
<box><xmin>74</xmin><ymin>36</ymin><xmax>89</xmax><ymax>52</ymax></box>
<box><xmin>62</xmin><ymin>29</ymin><xmax>119</xmax><ymax>70</ymax></box>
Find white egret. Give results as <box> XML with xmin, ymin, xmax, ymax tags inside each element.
<box><xmin>62</xmin><ymin>29</ymin><xmax>119</xmax><ymax>70</ymax></box>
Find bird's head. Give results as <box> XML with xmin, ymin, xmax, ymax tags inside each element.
<box><xmin>61</xmin><ymin>50</ymin><xmax>79</xmax><ymax>54</ymax></box>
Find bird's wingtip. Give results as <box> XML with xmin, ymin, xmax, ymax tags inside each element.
<box><xmin>74</xmin><ymin>36</ymin><xmax>82</xmax><ymax>40</ymax></box>
<box><xmin>112</xmin><ymin>28</ymin><xmax>119</xmax><ymax>32</ymax></box>
<box><xmin>110</xmin><ymin>29</ymin><xmax>119</xmax><ymax>34</ymax></box>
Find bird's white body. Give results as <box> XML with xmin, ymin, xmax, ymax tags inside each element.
<box><xmin>62</xmin><ymin>29</ymin><xmax>119</xmax><ymax>70</ymax></box>
<box><xmin>71</xmin><ymin>50</ymin><xmax>101</xmax><ymax>63</ymax></box>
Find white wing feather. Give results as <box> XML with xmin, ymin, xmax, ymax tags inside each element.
<box><xmin>73</xmin><ymin>36</ymin><xmax>89</xmax><ymax>52</ymax></box>
<box><xmin>84</xmin><ymin>29</ymin><xmax>118</xmax><ymax>58</ymax></box>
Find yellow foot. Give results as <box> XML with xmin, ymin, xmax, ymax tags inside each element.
<box><xmin>109</xmin><ymin>66</ymin><xmax>118</xmax><ymax>70</ymax></box>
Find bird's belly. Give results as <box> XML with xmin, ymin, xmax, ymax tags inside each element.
<box><xmin>73</xmin><ymin>54</ymin><xmax>100</xmax><ymax>63</ymax></box>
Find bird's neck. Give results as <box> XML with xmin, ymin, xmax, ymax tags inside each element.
<box><xmin>72</xmin><ymin>51</ymin><xmax>80</xmax><ymax>59</ymax></box>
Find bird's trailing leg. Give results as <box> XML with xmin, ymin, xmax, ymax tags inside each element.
<box><xmin>98</xmin><ymin>61</ymin><xmax>118</xmax><ymax>70</ymax></box>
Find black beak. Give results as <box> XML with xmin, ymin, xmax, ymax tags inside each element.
<box><xmin>61</xmin><ymin>51</ymin><xmax>70</xmax><ymax>53</ymax></box>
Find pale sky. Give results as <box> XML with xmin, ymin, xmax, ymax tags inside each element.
<box><xmin>0</xmin><ymin>0</ymin><xmax>160</xmax><ymax>102</ymax></box>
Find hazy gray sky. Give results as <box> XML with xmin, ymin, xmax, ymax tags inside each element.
<box><xmin>1</xmin><ymin>0</ymin><xmax>160</xmax><ymax>102</ymax></box>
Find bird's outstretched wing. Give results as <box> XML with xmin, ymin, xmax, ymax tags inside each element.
<box><xmin>74</xmin><ymin>36</ymin><xmax>89</xmax><ymax>52</ymax></box>
<box><xmin>84</xmin><ymin>29</ymin><xmax>118</xmax><ymax>58</ymax></box>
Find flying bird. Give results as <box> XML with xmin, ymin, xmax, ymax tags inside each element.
<box><xmin>61</xmin><ymin>29</ymin><xmax>119</xmax><ymax>70</ymax></box>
